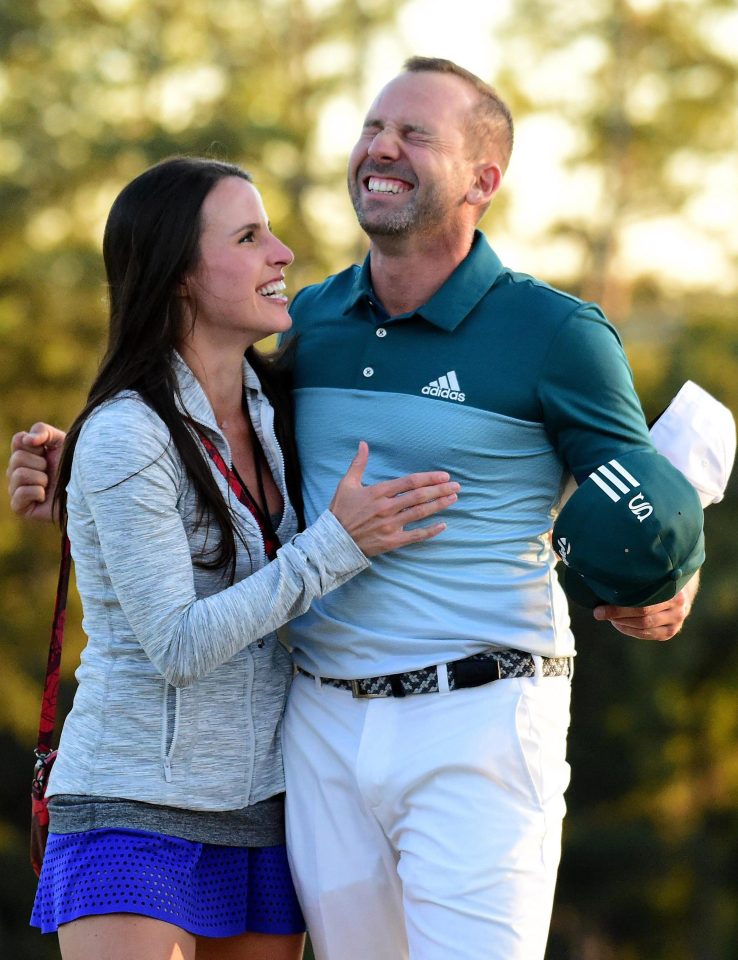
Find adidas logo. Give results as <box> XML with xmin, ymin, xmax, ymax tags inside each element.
<box><xmin>590</xmin><ymin>459</ymin><xmax>654</xmax><ymax>521</ymax></box>
<box><xmin>421</xmin><ymin>370</ymin><xmax>465</xmax><ymax>403</ymax></box>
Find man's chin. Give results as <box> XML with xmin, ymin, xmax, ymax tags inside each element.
<box><xmin>356</xmin><ymin>210</ymin><xmax>412</xmax><ymax>238</ymax></box>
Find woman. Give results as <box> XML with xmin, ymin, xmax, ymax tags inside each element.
<box><xmin>28</xmin><ymin>156</ymin><xmax>459</xmax><ymax>960</ymax></box>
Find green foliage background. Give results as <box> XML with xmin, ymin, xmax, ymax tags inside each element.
<box><xmin>1</xmin><ymin>1</ymin><xmax>736</xmax><ymax>957</ymax></box>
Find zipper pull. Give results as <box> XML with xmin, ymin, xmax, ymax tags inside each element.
<box><xmin>163</xmin><ymin>758</ymin><xmax>172</xmax><ymax>783</ymax></box>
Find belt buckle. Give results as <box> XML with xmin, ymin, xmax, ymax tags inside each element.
<box><xmin>350</xmin><ymin>679</ymin><xmax>376</xmax><ymax>699</ymax></box>
<box><xmin>350</xmin><ymin>679</ymin><xmax>387</xmax><ymax>699</ymax></box>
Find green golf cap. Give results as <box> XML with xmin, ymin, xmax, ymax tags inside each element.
<box><xmin>553</xmin><ymin>449</ymin><xmax>705</xmax><ymax>609</ymax></box>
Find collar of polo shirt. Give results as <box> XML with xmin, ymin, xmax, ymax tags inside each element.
<box><xmin>342</xmin><ymin>230</ymin><xmax>505</xmax><ymax>331</ymax></box>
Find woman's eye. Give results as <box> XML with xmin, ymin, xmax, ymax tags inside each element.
<box><xmin>239</xmin><ymin>231</ymin><xmax>255</xmax><ymax>244</ymax></box>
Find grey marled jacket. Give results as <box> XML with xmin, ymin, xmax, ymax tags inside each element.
<box><xmin>48</xmin><ymin>352</ymin><xmax>369</xmax><ymax>810</ymax></box>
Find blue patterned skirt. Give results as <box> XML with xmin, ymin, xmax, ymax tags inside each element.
<box><xmin>31</xmin><ymin>828</ymin><xmax>305</xmax><ymax>937</ymax></box>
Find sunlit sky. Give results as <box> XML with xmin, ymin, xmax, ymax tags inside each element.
<box><xmin>13</xmin><ymin>0</ymin><xmax>737</xmax><ymax>295</ymax></box>
<box><xmin>311</xmin><ymin>0</ymin><xmax>738</xmax><ymax>293</ymax></box>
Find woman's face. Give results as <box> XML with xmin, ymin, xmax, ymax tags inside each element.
<box><xmin>183</xmin><ymin>177</ymin><xmax>294</xmax><ymax>348</ymax></box>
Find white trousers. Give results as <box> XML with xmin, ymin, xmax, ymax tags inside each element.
<box><xmin>282</xmin><ymin>668</ymin><xmax>572</xmax><ymax>960</ymax></box>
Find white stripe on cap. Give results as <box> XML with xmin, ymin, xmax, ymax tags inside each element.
<box><xmin>598</xmin><ymin>464</ymin><xmax>631</xmax><ymax>494</ymax></box>
<box><xmin>608</xmin><ymin>458</ymin><xmax>640</xmax><ymax>487</ymax></box>
<box><xmin>590</xmin><ymin>472</ymin><xmax>622</xmax><ymax>502</ymax></box>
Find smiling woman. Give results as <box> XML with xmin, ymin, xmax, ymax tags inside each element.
<box><xmin>17</xmin><ymin>155</ymin><xmax>459</xmax><ymax>960</ymax></box>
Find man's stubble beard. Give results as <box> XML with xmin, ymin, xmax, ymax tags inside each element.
<box><xmin>348</xmin><ymin>179</ymin><xmax>451</xmax><ymax>239</ymax></box>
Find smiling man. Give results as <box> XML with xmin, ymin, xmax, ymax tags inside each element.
<box><xmin>278</xmin><ymin>57</ymin><xmax>701</xmax><ymax>960</ymax></box>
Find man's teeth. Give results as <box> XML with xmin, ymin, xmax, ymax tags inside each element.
<box><xmin>367</xmin><ymin>177</ymin><xmax>411</xmax><ymax>194</ymax></box>
<box><xmin>258</xmin><ymin>281</ymin><xmax>286</xmax><ymax>298</ymax></box>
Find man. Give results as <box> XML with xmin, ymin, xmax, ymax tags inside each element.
<box><xmin>8</xmin><ymin>58</ymin><xmax>699</xmax><ymax>959</ymax></box>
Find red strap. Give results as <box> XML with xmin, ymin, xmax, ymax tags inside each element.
<box><xmin>195</xmin><ymin>429</ymin><xmax>280</xmax><ymax>561</ymax></box>
<box><xmin>36</xmin><ymin>532</ymin><xmax>71</xmax><ymax>757</ymax></box>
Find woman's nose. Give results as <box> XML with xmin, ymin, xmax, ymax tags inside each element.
<box><xmin>271</xmin><ymin>236</ymin><xmax>294</xmax><ymax>267</ymax></box>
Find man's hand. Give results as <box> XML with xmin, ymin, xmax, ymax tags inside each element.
<box><xmin>6</xmin><ymin>422</ymin><xmax>66</xmax><ymax>522</ymax></box>
<box><xmin>593</xmin><ymin>572</ymin><xmax>700</xmax><ymax>641</ymax></box>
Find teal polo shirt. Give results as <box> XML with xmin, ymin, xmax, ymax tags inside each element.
<box><xmin>282</xmin><ymin>231</ymin><xmax>654</xmax><ymax>678</ymax></box>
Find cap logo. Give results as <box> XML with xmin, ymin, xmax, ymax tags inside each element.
<box><xmin>589</xmin><ymin>459</ymin><xmax>653</xmax><ymax>522</ymax></box>
<box><xmin>556</xmin><ymin>537</ymin><xmax>571</xmax><ymax>566</ymax></box>
<box><xmin>628</xmin><ymin>492</ymin><xmax>653</xmax><ymax>522</ymax></box>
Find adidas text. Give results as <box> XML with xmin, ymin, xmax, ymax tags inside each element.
<box><xmin>421</xmin><ymin>385</ymin><xmax>466</xmax><ymax>403</ymax></box>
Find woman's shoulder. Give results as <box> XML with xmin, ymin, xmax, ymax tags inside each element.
<box><xmin>79</xmin><ymin>391</ymin><xmax>169</xmax><ymax>445</ymax></box>
<box><xmin>74</xmin><ymin>393</ymin><xmax>180</xmax><ymax>491</ymax></box>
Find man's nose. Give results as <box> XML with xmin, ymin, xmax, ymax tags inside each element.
<box><xmin>367</xmin><ymin>128</ymin><xmax>401</xmax><ymax>162</ymax></box>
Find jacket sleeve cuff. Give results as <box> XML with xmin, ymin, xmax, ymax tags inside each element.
<box><xmin>289</xmin><ymin>509</ymin><xmax>370</xmax><ymax>591</ymax></box>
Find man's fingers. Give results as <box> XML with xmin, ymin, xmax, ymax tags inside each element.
<box><xmin>10</xmin><ymin>422</ymin><xmax>66</xmax><ymax>452</ymax></box>
<box><xmin>10</xmin><ymin>484</ymin><xmax>47</xmax><ymax>513</ymax></box>
<box><xmin>8</xmin><ymin>465</ymin><xmax>49</xmax><ymax>491</ymax></box>
<box><xmin>608</xmin><ymin>620</ymin><xmax>680</xmax><ymax>641</ymax></box>
<box><xmin>11</xmin><ymin>427</ymin><xmax>48</xmax><ymax>451</ymax></box>
<box><xmin>594</xmin><ymin>604</ymin><xmax>647</xmax><ymax>620</ymax></box>
<box><xmin>595</xmin><ymin>590</ymin><xmax>689</xmax><ymax>622</ymax></box>
<box><xmin>11</xmin><ymin>430</ymin><xmax>42</xmax><ymax>452</ymax></box>
<box><xmin>7</xmin><ymin>450</ymin><xmax>49</xmax><ymax>477</ymax></box>
<box><xmin>595</xmin><ymin>601</ymin><xmax>686</xmax><ymax>641</ymax></box>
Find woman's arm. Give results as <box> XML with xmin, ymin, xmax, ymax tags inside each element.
<box><xmin>74</xmin><ymin>400</ymin><xmax>456</xmax><ymax>687</ymax></box>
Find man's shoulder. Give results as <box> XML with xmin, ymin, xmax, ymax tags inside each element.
<box><xmin>495</xmin><ymin>267</ymin><xmax>587</xmax><ymax>312</ymax></box>
<box><xmin>485</xmin><ymin>267</ymin><xmax>614</xmax><ymax>340</ymax></box>
<box><xmin>290</xmin><ymin>264</ymin><xmax>361</xmax><ymax>321</ymax></box>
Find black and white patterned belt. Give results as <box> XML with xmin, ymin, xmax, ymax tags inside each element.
<box><xmin>296</xmin><ymin>649</ymin><xmax>573</xmax><ymax>699</ymax></box>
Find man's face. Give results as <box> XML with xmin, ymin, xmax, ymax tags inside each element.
<box><xmin>347</xmin><ymin>71</ymin><xmax>478</xmax><ymax>241</ymax></box>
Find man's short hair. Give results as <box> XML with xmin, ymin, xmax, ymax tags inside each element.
<box><xmin>403</xmin><ymin>56</ymin><xmax>514</xmax><ymax>172</ymax></box>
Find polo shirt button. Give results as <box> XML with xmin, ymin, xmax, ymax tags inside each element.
<box><xmin>376</xmin><ymin>327</ymin><xmax>387</xmax><ymax>338</ymax></box>
<box><xmin>363</xmin><ymin>367</ymin><xmax>374</xmax><ymax>378</ymax></box>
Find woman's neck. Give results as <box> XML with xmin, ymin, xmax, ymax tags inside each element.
<box><xmin>177</xmin><ymin>339</ymin><xmax>247</xmax><ymax>428</ymax></box>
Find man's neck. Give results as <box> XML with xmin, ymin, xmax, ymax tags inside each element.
<box><xmin>368</xmin><ymin>229</ymin><xmax>475</xmax><ymax>317</ymax></box>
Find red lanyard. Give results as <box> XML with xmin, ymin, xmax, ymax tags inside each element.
<box><xmin>194</xmin><ymin>428</ymin><xmax>281</xmax><ymax>561</ymax></box>
<box><xmin>36</xmin><ymin>531</ymin><xmax>71</xmax><ymax>761</ymax></box>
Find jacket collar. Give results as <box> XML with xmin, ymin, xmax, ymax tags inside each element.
<box><xmin>171</xmin><ymin>350</ymin><xmax>263</xmax><ymax>434</ymax></box>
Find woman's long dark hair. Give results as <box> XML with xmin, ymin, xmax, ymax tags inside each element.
<box><xmin>54</xmin><ymin>156</ymin><xmax>304</xmax><ymax>580</ymax></box>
